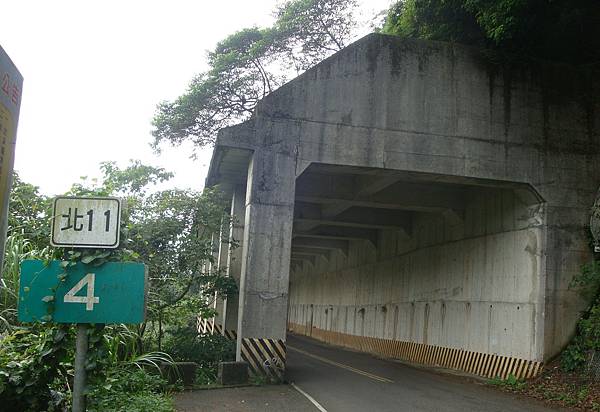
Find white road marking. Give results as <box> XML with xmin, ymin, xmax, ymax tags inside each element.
<box><xmin>288</xmin><ymin>345</ymin><xmax>394</xmax><ymax>383</ymax></box>
<box><xmin>291</xmin><ymin>382</ymin><xmax>328</xmax><ymax>412</ymax></box>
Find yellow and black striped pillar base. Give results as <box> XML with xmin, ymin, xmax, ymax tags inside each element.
<box><xmin>288</xmin><ymin>322</ymin><xmax>542</xmax><ymax>380</ymax></box>
<box><xmin>223</xmin><ymin>329</ymin><xmax>237</xmax><ymax>341</ymax></box>
<box><xmin>240</xmin><ymin>337</ymin><xmax>286</xmax><ymax>381</ymax></box>
<box><xmin>197</xmin><ymin>319</ymin><xmax>286</xmax><ymax>380</ymax></box>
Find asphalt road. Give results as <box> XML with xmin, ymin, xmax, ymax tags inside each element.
<box><xmin>175</xmin><ymin>385</ymin><xmax>316</xmax><ymax>412</ymax></box>
<box><xmin>286</xmin><ymin>334</ymin><xmax>566</xmax><ymax>412</ymax></box>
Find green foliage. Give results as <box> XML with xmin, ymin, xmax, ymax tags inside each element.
<box><xmin>1</xmin><ymin>162</ymin><xmax>233</xmax><ymax>408</ymax></box>
<box><xmin>88</xmin><ymin>368</ymin><xmax>173</xmax><ymax>412</ymax></box>
<box><xmin>274</xmin><ymin>0</ymin><xmax>358</xmax><ymax>72</ymax></box>
<box><xmin>61</xmin><ymin>162</ymin><xmax>236</xmax><ymax>350</ymax></box>
<box><xmin>8</xmin><ymin>172</ymin><xmax>51</xmax><ymax>250</ymax></box>
<box><xmin>0</xmin><ymin>233</ymin><xmax>49</xmax><ymax>331</ymax></box>
<box><xmin>151</xmin><ymin>0</ymin><xmax>359</xmax><ymax>150</ymax></box>
<box><xmin>382</xmin><ymin>0</ymin><xmax>484</xmax><ymax>45</ymax></box>
<box><xmin>561</xmin><ymin>261</ymin><xmax>600</xmax><ymax>371</ymax></box>
<box><xmin>570</xmin><ymin>261</ymin><xmax>600</xmax><ymax>301</ymax></box>
<box><xmin>381</xmin><ymin>0</ymin><xmax>600</xmax><ymax>64</ymax></box>
<box><xmin>163</xmin><ymin>326</ymin><xmax>234</xmax><ymax>365</ymax></box>
<box><xmin>162</xmin><ymin>326</ymin><xmax>234</xmax><ymax>385</ymax></box>
<box><xmin>0</xmin><ymin>324</ymin><xmax>73</xmax><ymax>412</ymax></box>
<box><xmin>561</xmin><ymin>336</ymin><xmax>587</xmax><ymax>372</ymax></box>
<box><xmin>489</xmin><ymin>373</ymin><xmax>526</xmax><ymax>390</ymax></box>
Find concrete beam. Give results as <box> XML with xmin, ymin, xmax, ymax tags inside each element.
<box><xmin>295</xmin><ymin>218</ymin><xmax>407</xmax><ymax>231</ymax></box>
<box><xmin>296</xmin><ymin>183</ymin><xmax>464</xmax><ymax>214</ymax></box>
<box><xmin>291</xmin><ymin>237</ymin><xmax>349</xmax><ymax>257</ymax></box>
<box><xmin>294</xmin><ymin>205</ymin><xmax>412</xmax><ymax>233</ymax></box>
<box><xmin>291</xmin><ymin>247</ymin><xmax>331</xmax><ymax>260</ymax></box>
<box><xmin>290</xmin><ymin>254</ymin><xmax>317</xmax><ymax>267</ymax></box>
<box><xmin>305</xmin><ymin>164</ymin><xmax>543</xmax><ymax>204</ymax></box>
<box><xmin>294</xmin><ymin>226</ymin><xmax>378</xmax><ymax>247</ymax></box>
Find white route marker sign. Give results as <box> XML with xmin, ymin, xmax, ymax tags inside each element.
<box><xmin>51</xmin><ymin>196</ymin><xmax>121</xmax><ymax>248</ymax></box>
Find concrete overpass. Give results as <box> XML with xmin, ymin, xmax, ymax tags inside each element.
<box><xmin>200</xmin><ymin>34</ymin><xmax>600</xmax><ymax>381</ymax></box>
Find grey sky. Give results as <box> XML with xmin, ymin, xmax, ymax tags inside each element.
<box><xmin>1</xmin><ymin>0</ymin><xmax>391</xmax><ymax>195</ymax></box>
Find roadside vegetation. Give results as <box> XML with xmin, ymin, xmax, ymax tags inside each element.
<box><xmin>2</xmin><ymin>1</ymin><xmax>375</xmax><ymax>410</ymax></box>
<box><xmin>489</xmin><ymin>259</ymin><xmax>600</xmax><ymax>411</ymax></box>
<box><xmin>380</xmin><ymin>0</ymin><xmax>600</xmax><ymax>65</ymax></box>
<box><xmin>151</xmin><ymin>0</ymin><xmax>363</xmax><ymax>152</ymax></box>
<box><xmin>0</xmin><ymin>163</ymin><xmax>236</xmax><ymax>411</ymax></box>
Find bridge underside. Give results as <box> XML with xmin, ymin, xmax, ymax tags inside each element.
<box><xmin>202</xmin><ymin>34</ymin><xmax>599</xmax><ymax>380</ymax></box>
<box><xmin>288</xmin><ymin>164</ymin><xmax>545</xmax><ymax>379</ymax></box>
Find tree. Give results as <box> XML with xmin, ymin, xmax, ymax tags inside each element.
<box><xmin>274</xmin><ymin>0</ymin><xmax>358</xmax><ymax>72</ymax></box>
<box><xmin>151</xmin><ymin>0</ymin><xmax>360</xmax><ymax>152</ymax></box>
<box><xmin>152</xmin><ymin>27</ymin><xmax>281</xmax><ymax>149</ymax></box>
<box><xmin>65</xmin><ymin>161</ymin><xmax>236</xmax><ymax>349</ymax></box>
<box><xmin>1</xmin><ymin>164</ymin><xmax>235</xmax><ymax>408</ymax></box>
<box><xmin>127</xmin><ymin>187</ymin><xmax>236</xmax><ymax>349</ymax></box>
<box><xmin>381</xmin><ymin>0</ymin><xmax>600</xmax><ymax>65</ymax></box>
<box><xmin>7</xmin><ymin>172</ymin><xmax>51</xmax><ymax>251</ymax></box>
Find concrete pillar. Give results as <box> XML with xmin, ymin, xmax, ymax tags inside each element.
<box><xmin>214</xmin><ymin>217</ymin><xmax>230</xmax><ymax>333</ymax></box>
<box><xmin>208</xmin><ymin>231</ymin><xmax>220</xmax><ymax>334</ymax></box>
<box><xmin>222</xmin><ymin>184</ymin><xmax>246</xmax><ymax>334</ymax></box>
<box><xmin>236</xmin><ymin>147</ymin><xmax>296</xmax><ymax>380</ymax></box>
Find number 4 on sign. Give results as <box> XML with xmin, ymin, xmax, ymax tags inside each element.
<box><xmin>64</xmin><ymin>273</ymin><xmax>99</xmax><ymax>311</ymax></box>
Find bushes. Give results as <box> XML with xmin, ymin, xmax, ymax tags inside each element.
<box><xmin>0</xmin><ymin>325</ymin><xmax>73</xmax><ymax>411</ymax></box>
<box><xmin>561</xmin><ymin>262</ymin><xmax>600</xmax><ymax>372</ymax></box>
<box><xmin>162</xmin><ymin>325</ymin><xmax>235</xmax><ymax>384</ymax></box>
<box><xmin>88</xmin><ymin>368</ymin><xmax>172</xmax><ymax>412</ymax></box>
<box><xmin>561</xmin><ymin>305</ymin><xmax>600</xmax><ymax>371</ymax></box>
<box><xmin>0</xmin><ymin>323</ymin><xmax>177</xmax><ymax>411</ymax></box>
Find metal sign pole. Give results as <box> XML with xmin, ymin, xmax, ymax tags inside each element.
<box><xmin>72</xmin><ymin>323</ymin><xmax>88</xmax><ymax>412</ymax></box>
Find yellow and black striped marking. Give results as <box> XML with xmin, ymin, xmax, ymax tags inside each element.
<box><xmin>288</xmin><ymin>322</ymin><xmax>542</xmax><ymax>380</ymax></box>
<box><xmin>224</xmin><ymin>329</ymin><xmax>237</xmax><ymax>340</ymax></box>
<box><xmin>195</xmin><ymin>322</ymin><xmax>285</xmax><ymax>380</ymax></box>
<box><xmin>241</xmin><ymin>338</ymin><xmax>286</xmax><ymax>381</ymax></box>
<box><xmin>197</xmin><ymin>317</ymin><xmax>208</xmax><ymax>334</ymax></box>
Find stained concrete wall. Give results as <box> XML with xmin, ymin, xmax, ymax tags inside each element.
<box><xmin>289</xmin><ymin>187</ymin><xmax>544</xmax><ymax>360</ymax></box>
<box><xmin>210</xmin><ymin>34</ymin><xmax>600</xmax><ymax>361</ymax></box>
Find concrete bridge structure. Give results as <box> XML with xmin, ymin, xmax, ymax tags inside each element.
<box><xmin>201</xmin><ymin>34</ymin><xmax>600</xmax><ymax>381</ymax></box>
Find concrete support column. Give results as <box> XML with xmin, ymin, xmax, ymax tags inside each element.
<box><xmin>236</xmin><ymin>147</ymin><xmax>296</xmax><ymax>380</ymax></box>
<box><xmin>222</xmin><ymin>184</ymin><xmax>246</xmax><ymax>335</ymax></box>
<box><xmin>214</xmin><ymin>216</ymin><xmax>230</xmax><ymax>334</ymax></box>
<box><xmin>208</xmin><ymin>231</ymin><xmax>220</xmax><ymax>334</ymax></box>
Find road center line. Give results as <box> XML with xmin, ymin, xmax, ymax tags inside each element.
<box><xmin>291</xmin><ymin>382</ymin><xmax>328</xmax><ymax>412</ymax></box>
<box><xmin>288</xmin><ymin>345</ymin><xmax>394</xmax><ymax>383</ymax></box>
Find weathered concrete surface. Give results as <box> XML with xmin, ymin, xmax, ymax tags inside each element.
<box><xmin>223</xmin><ymin>184</ymin><xmax>245</xmax><ymax>332</ymax></box>
<box><xmin>236</xmin><ymin>148</ymin><xmax>296</xmax><ymax>341</ymax></box>
<box><xmin>218</xmin><ymin>361</ymin><xmax>249</xmax><ymax>385</ymax></box>
<box><xmin>206</xmin><ymin>33</ymin><xmax>600</xmax><ymax>368</ymax></box>
<box><xmin>289</xmin><ymin>183</ymin><xmax>544</xmax><ymax>360</ymax></box>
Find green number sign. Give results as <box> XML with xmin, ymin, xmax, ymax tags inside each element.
<box><xmin>18</xmin><ymin>260</ymin><xmax>146</xmax><ymax>324</ymax></box>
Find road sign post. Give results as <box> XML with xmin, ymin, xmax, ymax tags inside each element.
<box><xmin>0</xmin><ymin>46</ymin><xmax>23</xmax><ymax>284</ymax></box>
<box><xmin>18</xmin><ymin>196</ymin><xmax>147</xmax><ymax>412</ymax></box>
<box><xmin>73</xmin><ymin>324</ymin><xmax>89</xmax><ymax>412</ymax></box>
